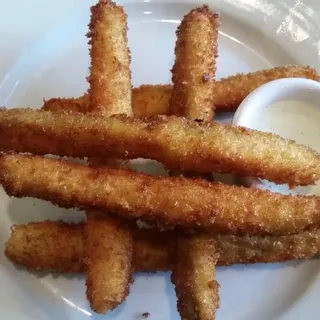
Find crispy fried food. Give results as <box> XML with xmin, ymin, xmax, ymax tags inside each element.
<box><xmin>6</xmin><ymin>221</ymin><xmax>320</xmax><ymax>273</ymax></box>
<box><xmin>212</xmin><ymin>65</ymin><xmax>319</xmax><ymax>111</ymax></box>
<box><xmin>85</xmin><ymin>213</ymin><xmax>133</xmax><ymax>313</ymax></box>
<box><xmin>1</xmin><ymin>154</ymin><xmax>320</xmax><ymax>235</ymax></box>
<box><xmin>170</xmin><ymin>7</ymin><xmax>220</xmax><ymax>319</ymax></box>
<box><xmin>85</xmin><ymin>0</ymin><xmax>133</xmax><ymax>314</ymax></box>
<box><xmin>1</xmin><ymin>109</ymin><xmax>320</xmax><ymax>185</ymax></box>
<box><xmin>4</xmin><ymin>222</ymin><xmax>171</xmax><ymax>273</ymax></box>
<box><xmin>42</xmin><ymin>66</ymin><xmax>319</xmax><ymax>115</ymax></box>
<box><xmin>42</xmin><ymin>96</ymin><xmax>89</xmax><ymax>113</ymax></box>
<box><xmin>86</xmin><ymin>0</ymin><xmax>132</xmax><ymax>116</ymax></box>
<box><xmin>132</xmin><ymin>84</ymin><xmax>172</xmax><ymax>117</ymax></box>
<box><xmin>5</xmin><ymin>221</ymin><xmax>86</xmax><ymax>272</ymax></box>
<box><xmin>86</xmin><ymin>166</ymin><xmax>132</xmax><ymax>314</ymax></box>
<box><xmin>132</xmin><ymin>228</ymin><xmax>172</xmax><ymax>272</ymax></box>
<box><xmin>170</xmin><ymin>6</ymin><xmax>219</xmax><ymax>121</ymax></box>
<box><xmin>171</xmin><ymin>234</ymin><xmax>219</xmax><ymax>320</ymax></box>
<box><xmin>42</xmin><ymin>85</ymin><xmax>172</xmax><ymax>117</ymax></box>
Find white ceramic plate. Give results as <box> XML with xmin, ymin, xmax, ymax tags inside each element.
<box><xmin>0</xmin><ymin>0</ymin><xmax>320</xmax><ymax>319</ymax></box>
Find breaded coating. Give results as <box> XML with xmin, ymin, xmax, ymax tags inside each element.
<box><xmin>137</xmin><ymin>65</ymin><xmax>318</xmax><ymax>114</ymax></box>
<box><xmin>212</xmin><ymin>65</ymin><xmax>319</xmax><ymax>111</ymax></box>
<box><xmin>1</xmin><ymin>109</ymin><xmax>320</xmax><ymax>185</ymax></box>
<box><xmin>215</xmin><ymin>232</ymin><xmax>320</xmax><ymax>266</ymax></box>
<box><xmin>1</xmin><ymin>154</ymin><xmax>320</xmax><ymax>235</ymax></box>
<box><xmin>6</xmin><ymin>221</ymin><xmax>320</xmax><ymax>273</ymax></box>
<box><xmin>4</xmin><ymin>222</ymin><xmax>171</xmax><ymax>273</ymax></box>
<box><xmin>170</xmin><ymin>6</ymin><xmax>219</xmax><ymax>121</ymax></box>
<box><xmin>42</xmin><ymin>95</ymin><xmax>89</xmax><ymax>113</ymax></box>
<box><xmin>85</xmin><ymin>0</ymin><xmax>133</xmax><ymax>313</ymax></box>
<box><xmin>132</xmin><ymin>228</ymin><xmax>172</xmax><ymax>272</ymax></box>
<box><xmin>132</xmin><ymin>84</ymin><xmax>172</xmax><ymax>117</ymax></box>
<box><xmin>171</xmin><ymin>234</ymin><xmax>219</xmax><ymax>320</ymax></box>
<box><xmin>85</xmin><ymin>213</ymin><xmax>133</xmax><ymax>314</ymax></box>
<box><xmin>86</xmin><ymin>0</ymin><xmax>132</xmax><ymax>116</ymax></box>
<box><xmin>42</xmin><ymin>85</ymin><xmax>171</xmax><ymax>117</ymax></box>
<box><xmin>86</xmin><ymin>160</ymin><xmax>132</xmax><ymax>314</ymax></box>
<box><xmin>170</xmin><ymin>7</ymin><xmax>220</xmax><ymax>318</ymax></box>
<box><xmin>5</xmin><ymin>221</ymin><xmax>85</xmax><ymax>273</ymax></box>
<box><xmin>41</xmin><ymin>65</ymin><xmax>319</xmax><ymax>115</ymax></box>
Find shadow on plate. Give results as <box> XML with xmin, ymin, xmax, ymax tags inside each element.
<box><xmin>7</xmin><ymin>197</ymin><xmax>85</xmax><ymax>225</ymax></box>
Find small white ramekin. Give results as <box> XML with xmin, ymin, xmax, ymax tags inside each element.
<box><xmin>232</xmin><ymin>77</ymin><xmax>320</xmax><ymax>195</ymax></box>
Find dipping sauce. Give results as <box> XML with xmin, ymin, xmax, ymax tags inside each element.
<box><xmin>239</xmin><ymin>99</ymin><xmax>320</xmax><ymax>195</ymax></box>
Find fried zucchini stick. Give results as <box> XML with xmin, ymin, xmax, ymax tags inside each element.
<box><xmin>132</xmin><ymin>84</ymin><xmax>172</xmax><ymax>117</ymax></box>
<box><xmin>87</xmin><ymin>0</ymin><xmax>132</xmax><ymax>116</ymax></box>
<box><xmin>1</xmin><ymin>154</ymin><xmax>320</xmax><ymax>235</ymax></box>
<box><xmin>6</xmin><ymin>221</ymin><xmax>320</xmax><ymax>273</ymax></box>
<box><xmin>171</xmin><ymin>235</ymin><xmax>219</xmax><ymax>320</ymax></box>
<box><xmin>170</xmin><ymin>6</ymin><xmax>220</xmax><ymax>319</ymax></box>
<box><xmin>43</xmin><ymin>96</ymin><xmax>89</xmax><ymax>113</ymax></box>
<box><xmin>212</xmin><ymin>65</ymin><xmax>319</xmax><ymax>111</ymax></box>
<box><xmin>170</xmin><ymin>6</ymin><xmax>219</xmax><ymax>121</ymax></box>
<box><xmin>42</xmin><ymin>85</ymin><xmax>172</xmax><ymax>117</ymax></box>
<box><xmin>85</xmin><ymin>0</ymin><xmax>133</xmax><ymax>314</ymax></box>
<box><xmin>85</xmin><ymin>212</ymin><xmax>132</xmax><ymax>313</ymax></box>
<box><xmin>1</xmin><ymin>109</ymin><xmax>320</xmax><ymax>185</ymax></box>
<box><xmin>42</xmin><ymin>65</ymin><xmax>319</xmax><ymax>115</ymax></box>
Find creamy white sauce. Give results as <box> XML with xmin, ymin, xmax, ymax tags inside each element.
<box><xmin>243</xmin><ymin>99</ymin><xmax>320</xmax><ymax>195</ymax></box>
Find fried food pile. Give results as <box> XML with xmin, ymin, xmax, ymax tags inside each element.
<box><xmin>2</xmin><ymin>0</ymin><xmax>320</xmax><ymax>319</ymax></box>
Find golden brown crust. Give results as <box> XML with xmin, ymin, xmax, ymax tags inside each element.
<box><xmin>87</xmin><ymin>0</ymin><xmax>132</xmax><ymax>116</ymax></box>
<box><xmin>42</xmin><ymin>95</ymin><xmax>89</xmax><ymax>113</ymax></box>
<box><xmin>5</xmin><ymin>221</ymin><xmax>85</xmax><ymax>272</ymax></box>
<box><xmin>85</xmin><ymin>0</ymin><xmax>133</xmax><ymax>312</ymax></box>
<box><xmin>1</xmin><ymin>154</ymin><xmax>320</xmax><ymax>235</ymax></box>
<box><xmin>41</xmin><ymin>85</ymin><xmax>172</xmax><ymax>117</ymax></box>
<box><xmin>85</xmin><ymin>213</ymin><xmax>133</xmax><ymax>314</ymax></box>
<box><xmin>132</xmin><ymin>228</ymin><xmax>172</xmax><ymax>272</ymax></box>
<box><xmin>171</xmin><ymin>234</ymin><xmax>220</xmax><ymax>320</ymax></box>
<box><xmin>1</xmin><ymin>109</ymin><xmax>320</xmax><ymax>185</ymax></box>
<box><xmin>132</xmin><ymin>84</ymin><xmax>172</xmax><ymax>117</ymax></box>
<box><xmin>41</xmin><ymin>65</ymin><xmax>319</xmax><ymax>115</ymax></box>
<box><xmin>6</xmin><ymin>221</ymin><xmax>320</xmax><ymax>273</ymax></box>
<box><xmin>216</xmin><ymin>231</ymin><xmax>320</xmax><ymax>265</ymax></box>
<box><xmin>170</xmin><ymin>6</ymin><xmax>219</xmax><ymax>121</ymax></box>
<box><xmin>86</xmin><ymin>168</ymin><xmax>131</xmax><ymax>314</ymax></box>
<box><xmin>170</xmin><ymin>8</ymin><xmax>220</xmax><ymax>317</ymax></box>
<box><xmin>212</xmin><ymin>65</ymin><xmax>319</xmax><ymax>111</ymax></box>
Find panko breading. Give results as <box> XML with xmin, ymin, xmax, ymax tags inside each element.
<box><xmin>86</xmin><ymin>0</ymin><xmax>132</xmax><ymax>116</ymax></box>
<box><xmin>5</xmin><ymin>221</ymin><xmax>86</xmax><ymax>273</ymax></box>
<box><xmin>6</xmin><ymin>221</ymin><xmax>320</xmax><ymax>273</ymax></box>
<box><xmin>170</xmin><ymin>7</ymin><xmax>220</xmax><ymax>319</ymax></box>
<box><xmin>132</xmin><ymin>84</ymin><xmax>172</xmax><ymax>117</ymax></box>
<box><xmin>1</xmin><ymin>109</ymin><xmax>320</xmax><ymax>185</ymax></box>
<box><xmin>86</xmin><ymin>169</ymin><xmax>132</xmax><ymax>314</ymax></box>
<box><xmin>171</xmin><ymin>234</ymin><xmax>220</xmax><ymax>320</ymax></box>
<box><xmin>42</xmin><ymin>65</ymin><xmax>319</xmax><ymax>115</ymax></box>
<box><xmin>170</xmin><ymin>6</ymin><xmax>219</xmax><ymax>121</ymax></box>
<box><xmin>212</xmin><ymin>65</ymin><xmax>319</xmax><ymax>111</ymax></box>
<box><xmin>85</xmin><ymin>213</ymin><xmax>133</xmax><ymax>313</ymax></box>
<box><xmin>85</xmin><ymin>0</ymin><xmax>133</xmax><ymax>314</ymax></box>
<box><xmin>42</xmin><ymin>85</ymin><xmax>172</xmax><ymax>117</ymax></box>
<box><xmin>132</xmin><ymin>228</ymin><xmax>172</xmax><ymax>272</ymax></box>
<box><xmin>42</xmin><ymin>95</ymin><xmax>89</xmax><ymax>113</ymax></box>
<box><xmin>1</xmin><ymin>154</ymin><xmax>320</xmax><ymax>235</ymax></box>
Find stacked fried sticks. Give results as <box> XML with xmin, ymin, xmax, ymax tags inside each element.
<box><xmin>85</xmin><ymin>1</ymin><xmax>133</xmax><ymax>314</ymax></box>
<box><xmin>169</xmin><ymin>7</ymin><xmax>220</xmax><ymax>320</ymax></box>
<box><xmin>2</xmin><ymin>0</ymin><xmax>320</xmax><ymax>319</ymax></box>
